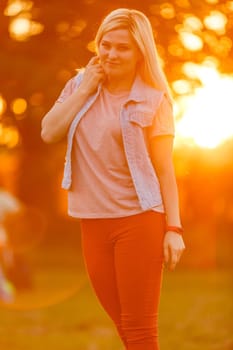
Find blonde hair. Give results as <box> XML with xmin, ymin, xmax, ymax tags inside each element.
<box><xmin>95</xmin><ymin>8</ymin><xmax>172</xmax><ymax>100</ymax></box>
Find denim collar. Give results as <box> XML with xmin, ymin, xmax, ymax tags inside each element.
<box><xmin>126</xmin><ymin>74</ymin><xmax>148</xmax><ymax>103</ymax></box>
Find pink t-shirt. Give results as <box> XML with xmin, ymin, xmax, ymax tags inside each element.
<box><xmin>56</xmin><ymin>75</ymin><xmax>175</xmax><ymax>218</ymax></box>
<box><xmin>68</xmin><ymin>87</ymin><xmax>165</xmax><ymax>218</ymax></box>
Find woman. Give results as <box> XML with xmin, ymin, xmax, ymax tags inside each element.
<box><xmin>41</xmin><ymin>8</ymin><xmax>185</xmax><ymax>350</ymax></box>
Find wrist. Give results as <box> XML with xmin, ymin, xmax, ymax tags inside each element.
<box><xmin>165</xmin><ymin>225</ymin><xmax>184</xmax><ymax>235</ymax></box>
<box><xmin>77</xmin><ymin>85</ymin><xmax>92</xmax><ymax>99</ymax></box>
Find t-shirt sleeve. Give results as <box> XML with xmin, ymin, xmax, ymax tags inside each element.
<box><xmin>148</xmin><ymin>95</ymin><xmax>175</xmax><ymax>138</ymax></box>
<box><xmin>55</xmin><ymin>76</ymin><xmax>77</xmax><ymax>103</ymax></box>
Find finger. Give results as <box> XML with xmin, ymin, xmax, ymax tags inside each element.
<box><xmin>170</xmin><ymin>247</ymin><xmax>185</xmax><ymax>270</ymax></box>
<box><xmin>87</xmin><ymin>56</ymin><xmax>100</xmax><ymax>66</ymax></box>
<box><xmin>87</xmin><ymin>63</ymin><xmax>104</xmax><ymax>74</ymax></box>
<box><xmin>169</xmin><ymin>250</ymin><xmax>179</xmax><ymax>270</ymax></box>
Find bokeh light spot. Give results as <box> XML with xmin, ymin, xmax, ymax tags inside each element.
<box><xmin>204</xmin><ymin>11</ymin><xmax>227</xmax><ymax>34</ymax></box>
<box><xmin>4</xmin><ymin>0</ymin><xmax>33</xmax><ymax>17</ymax></box>
<box><xmin>71</xmin><ymin>19</ymin><xmax>87</xmax><ymax>36</ymax></box>
<box><xmin>30</xmin><ymin>21</ymin><xmax>44</xmax><ymax>36</ymax></box>
<box><xmin>0</xmin><ymin>95</ymin><xmax>7</xmax><ymax>116</ymax></box>
<box><xmin>179</xmin><ymin>31</ymin><xmax>203</xmax><ymax>51</ymax></box>
<box><xmin>11</xmin><ymin>98</ymin><xmax>27</xmax><ymax>115</ymax></box>
<box><xmin>168</xmin><ymin>42</ymin><xmax>184</xmax><ymax>56</ymax></box>
<box><xmin>55</xmin><ymin>21</ymin><xmax>70</xmax><ymax>34</ymax></box>
<box><xmin>205</xmin><ymin>0</ymin><xmax>219</xmax><ymax>4</ymax></box>
<box><xmin>182</xmin><ymin>57</ymin><xmax>219</xmax><ymax>79</ymax></box>
<box><xmin>183</xmin><ymin>15</ymin><xmax>203</xmax><ymax>31</ymax></box>
<box><xmin>9</xmin><ymin>17</ymin><xmax>30</xmax><ymax>40</ymax></box>
<box><xmin>182</xmin><ymin>61</ymin><xmax>200</xmax><ymax>78</ymax></box>
<box><xmin>172</xmin><ymin>79</ymin><xmax>192</xmax><ymax>94</ymax></box>
<box><xmin>0</xmin><ymin>125</ymin><xmax>20</xmax><ymax>148</ymax></box>
<box><xmin>160</xmin><ymin>3</ymin><xmax>176</xmax><ymax>19</ymax></box>
<box><xmin>55</xmin><ymin>19</ymin><xmax>87</xmax><ymax>39</ymax></box>
<box><xmin>175</xmin><ymin>0</ymin><xmax>191</xmax><ymax>8</ymax></box>
<box><xmin>226</xmin><ymin>1</ymin><xmax>233</xmax><ymax>11</ymax></box>
<box><xmin>87</xmin><ymin>40</ymin><xmax>96</xmax><ymax>53</ymax></box>
<box><xmin>29</xmin><ymin>92</ymin><xmax>44</xmax><ymax>106</ymax></box>
<box><xmin>9</xmin><ymin>16</ymin><xmax>44</xmax><ymax>41</ymax></box>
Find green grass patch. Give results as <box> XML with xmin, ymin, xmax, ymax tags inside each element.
<box><xmin>0</xmin><ymin>268</ymin><xmax>232</xmax><ymax>350</ymax></box>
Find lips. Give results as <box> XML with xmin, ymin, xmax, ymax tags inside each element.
<box><xmin>105</xmin><ymin>61</ymin><xmax>119</xmax><ymax>66</ymax></box>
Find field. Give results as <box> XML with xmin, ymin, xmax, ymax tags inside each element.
<box><xmin>0</xmin><ymin>265</ymin><xmax>232</xmax><ymax>350</ymax></box>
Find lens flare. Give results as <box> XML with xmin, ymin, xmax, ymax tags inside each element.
<box><xmin>174</xmin><ymin>63</ymin><xmax>233</xmax><ymax>148</ymax></box>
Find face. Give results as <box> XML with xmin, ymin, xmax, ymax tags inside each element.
<box><xmin>98</xmin><ymin>28</ymin><xmax>141</xmax><ymax>81</ymax></box>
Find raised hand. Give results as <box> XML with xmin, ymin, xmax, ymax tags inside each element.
<box><xmin>79</xmin><ymin>56</ymin><xmax>106</xmax><ymax>96</ymax></box>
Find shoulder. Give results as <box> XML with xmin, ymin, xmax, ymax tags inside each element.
<box><xmin>130</xmin><ymin>76</ymin><xmax>165</xmax><ymax>111</ymax></box>
<box><xmin>64</xmin><ymin>69</ymin><xmax>85</xmax><ymax>90</ymax></box>
<box><xmin>56</xmin><ymin>70</ymin><xmax>84</xmax><ymax>103</ymax></box>
<box><xmin>141</xmin><ymin>82</ymin><xmax>173</xmax><ymax>111</ymax></box>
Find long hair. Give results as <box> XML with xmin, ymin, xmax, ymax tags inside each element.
<box><xmin>95</xmin><ymin>8</ymin><xmax>172</xmax><ymax>100</ymax></box>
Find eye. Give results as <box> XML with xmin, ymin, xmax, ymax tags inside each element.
<box><xmin>101</xmin><ymin>42</ymin><xmax>110</xmax><ymax>48</ymax></box>
<box><xmin>118</xmin><ymin>46</ymin><xmax>128</xmax><ymax>51</ymax></box>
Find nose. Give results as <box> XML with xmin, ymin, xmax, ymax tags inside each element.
<box><xmin>107</xmin><ymin>48</ymin><xmax>117</xmax><ymax>59</ymax></box>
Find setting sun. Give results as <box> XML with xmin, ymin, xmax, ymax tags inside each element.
<box><xmin>174</xmin><ymin>62</ymin><xmax>233</xmax><ymax>149</ymax></box>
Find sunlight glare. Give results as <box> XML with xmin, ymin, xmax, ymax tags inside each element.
<box><xmin>175</xmin><ymin>64</ymin><xmax>233</xmax><ymax>148</ymax></box>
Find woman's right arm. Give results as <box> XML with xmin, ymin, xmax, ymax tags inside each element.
<box><xmin>41</xmin><ymin>87</ymin><xmax>90</xmax><ymax>143</ymax></box>
<box><xmin>41</xmin><ymin>56</ymin><xmax>105</xmax><ymax>143</ymax></box>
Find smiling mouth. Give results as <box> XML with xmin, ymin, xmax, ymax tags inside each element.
<box><xmin>105</xmin><ymin>61</ymin><xmax>119</xmax><ymax>66</ymax></box>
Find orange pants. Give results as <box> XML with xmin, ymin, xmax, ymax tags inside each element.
<box><xmin>80</xmin><ymin>211</ymin><xmax>166</xmax><ymax>350</ymax></box>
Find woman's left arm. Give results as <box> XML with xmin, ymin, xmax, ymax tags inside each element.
<box><xmin>150</xmin><ymin>135</ymin><xmax>185</xmax><ymax>270</ymax></box>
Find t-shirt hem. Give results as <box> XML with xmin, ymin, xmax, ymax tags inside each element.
<box><xmin>67</xmin><ymin>207</ymin><xmax>164</xmax><ymax>219</ymax></box>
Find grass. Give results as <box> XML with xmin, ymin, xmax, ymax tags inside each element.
<box><xmin>0</xmin><ymin>264</ymin><xmax>232</xmax><ymax>350</ymax></box>
<box><xmin>159</xmin><ymin>269</ymin><xmax>233</xmax><ymax>350</ymax></box>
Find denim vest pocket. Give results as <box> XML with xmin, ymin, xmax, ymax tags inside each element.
<box><xmin>129</xmin><ymin>112</ymin><xmax>154</xmax><ymax>127</ymax></box>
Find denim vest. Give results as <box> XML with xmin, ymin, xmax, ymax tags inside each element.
<box><xmin>62</xmin><ymin>72</ymin><xmax>164</xmax><ymax>210</ymax></box>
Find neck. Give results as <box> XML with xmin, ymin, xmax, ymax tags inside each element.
<box><xmin>104</xmin><ymin>73</ymin><xmax>136</xmax><ymax>93</ymax></box>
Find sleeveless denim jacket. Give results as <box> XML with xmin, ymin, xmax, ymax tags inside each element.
<box><xmin>62</xmin><ymin>72</ymin><xmax>165</xmax><ymax>210</ymax></box>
